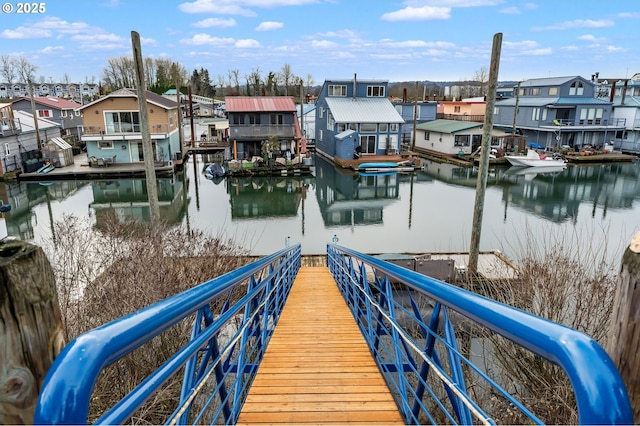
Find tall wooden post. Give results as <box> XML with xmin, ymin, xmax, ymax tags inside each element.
<box><xmin>411</xmin><ymin>81</ymin><xmax>418</xmax><ymax>151</ymax></box>
<box><xmin>607</xmin><ymin>231</ymin><xmax>640</xmax><ymax>423</ymax></box>
<box><xmin>131</xmin><ymin>31</ymin><xmax>160</xmax><ymax>225</ymax></box>
<box><xmin>0</xmin><ymin>241</ymin><xmax>64</xmax><ymax>424</ymax></box>
<box><xmin>468</xmin><ymin>32</ymin><xmax>502</xmax><ymax>275</ymax></box>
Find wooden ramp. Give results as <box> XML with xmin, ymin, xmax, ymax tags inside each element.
<box><xmin>236</xmin><ymin>266</ymin><xmax>404</xmax><ymax>425</ymax></box>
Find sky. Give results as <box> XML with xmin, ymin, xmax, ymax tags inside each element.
<box><xmin>1</xmin><ymin>0</ymin><xmax>639</xmax><ymax>87</ymax></box>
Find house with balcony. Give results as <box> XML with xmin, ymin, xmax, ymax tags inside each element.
<box><xmin>594</xmin><ymin>73</ymin><xmax>640</xmax><ymax>154</ymax></box>
<box><xmin>315</xmin><ymin>77</ymin><xmax>404</xmax><ymax>165</ymax></box>
<box><xmin>77</xmin><ymin>88</ymin><xmax>180</xmax><ymax>166</ymax></box>
<box><xmin>391</xmin><ymin>100</ymin><xmax>437</xmax><ymax>145</ymax></box>
<box><xmin>11</xmin><ymin>96</ymin><xmax>83</xmax><ymax>141</ymax></box>
<box><xmin>225</xmin><ymin>96</ymin><xmax>303</xmax><ymax>160</ymax></box>
<box><xmin>493</xmin><ymin>76</ymin><xmax>625</xmax><ymax>151</ymax></box>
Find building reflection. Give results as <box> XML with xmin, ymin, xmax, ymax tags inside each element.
<box><xmin>226</xmin><ymin>175</ymin><xmax>312</xmax><ymax>219</ymax></box>
<box><xmin>89</xmin><ymin>177</ymin><xmax>187</xmax><ymax>227</ymax></box>
<box><xmin>314</xmin><ymin>155</ymin><xmax>401</xmax><ymax>227</ymax></box>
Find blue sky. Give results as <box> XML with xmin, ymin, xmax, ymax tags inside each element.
<box><xmin>1</xmin><ymin>0</ymin><xmax>639</xmax><ymax>86</ymax></box>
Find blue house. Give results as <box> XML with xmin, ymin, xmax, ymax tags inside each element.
<box><xmin>493</xmin><ymin>76</ymin><xmax>625</xmax><ymax>150</ymax></box>
<box><xmin>315</xmin><ymin>77</ymin><xmax>404</xmax><ymax>165</ymax></box>
<box><xmin>391</xmin><ymin>100</ymin><xmax>437</xmax><ymax>145</ymax></box>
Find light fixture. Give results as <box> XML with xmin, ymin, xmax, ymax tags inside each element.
<box><xmin>95</xmin><ymin>110</ymin><xmax>99</xmax><ymax>114</ymax></box>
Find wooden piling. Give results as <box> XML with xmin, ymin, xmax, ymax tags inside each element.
<box><xmin>607</xmin><ymin>231</ymin><xmax>640</xmax><ymax>423</ymax></box>
<box><xmin>0</xmin><ymin>240</ymin><xmax>64</xmax><ymax>425</ymax></box>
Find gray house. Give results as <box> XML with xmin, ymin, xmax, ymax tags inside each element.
<box><xmin>11</xmin><ymin>96</ymin><xmax>83</xmax><ymax>141</ymax></box>
<box><xmin>494</xmin><ymin>76</ymin><xmax>625</xmax><ymax>150</ymax></box>
<box><xmin>391</xmin><ymin>101</ymin><xmax>437</xmax><ymax>145</ymax></box>
<box><xmin>315</xmin><ymin>77</ymin><xmax>404</xmax><ymax>164</ymax></box>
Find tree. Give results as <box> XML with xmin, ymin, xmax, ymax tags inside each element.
<box><xmin>473</xmin><ymin>66</ymin><xmax>489</xmax><ymax>97</ymax></box>
<box><xmin>305</xmin><ymin>73</ymin><xmax>314</xmax><ymax>96</ymax></box>
<box><xmin>1</xmin><ymin>55</ymin><xmax>17</xmax><ymax>96</ymax></box>
<box><xmin>229</xmin><ymin>69</ymin><xmax>240</xmax><ymax>95</ymax></box>
<box><xmin>279</xmin><ymin>63</ymin><xmax>295</xmax><ymax>96</ymax></box>
<box><xmin>247</xmin><ymin>67</ymin><xmax>261</xmax><ymax>96</ymax></box>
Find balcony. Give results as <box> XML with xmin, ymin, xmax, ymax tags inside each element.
<box><xmin>229</xmin><ymin>124</ymin><xmax>295</xmax><ymax>140</ymax></box>
<box><xmin>81</xmin><ymin>124</ymin><xmax>171</xmax><ymax>139</ymax></box>
<box><xmin>546</xmin><ymin>118</ymin><xmax>626</xmax><ymax>128</ymax></box>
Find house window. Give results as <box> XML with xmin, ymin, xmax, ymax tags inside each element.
<box><xmin>105</xmin><ymin>111</ymin><xmax>140</xmax><ymax>133</ymax></box>
<box><xmin>318</xmin><ymin>107</ymin><xmax>324</xmax><ymax>119</ymax></box>
<box><xmin>532</xmin><ymin>107</ymin><xmax>547</xmax><ymax>121</ymax></box>
<box><xmin>337</xmin><ymin>123</ymin><xmax>347</xmax><ymax>132</ymax></box>
<box><xmin>360</xmin><ymin>123</ymin><xmax>377</xmax><ymax>132</ymax></box>
<box><xmin>98</xmin><ymin>140</ymin><xmax>114</xmax><ymax>149</ymax></box>
<box><xmin>454</xmin><ymin>106</ymin><xmax>461</xmax><ymax>113</ymax></box>
<box><xmin>233</xmin><ymin>114</ymin><xmax>245</xmax><ymax>125</ymax></box>
<box><xmin>328</xmin><ymin>85</ymin><xmax>347</xmax><ymax>96</ymax></box>
<box><xmin>390</xmin><ymin>123</ymin><xmax>398</xmax><ymax>132</ymax></box>
<box><xmin>569</xmin><ymin>81</ymin><xmax>584</xmax><ymax>96</ymax></box>
<box><xmin>270</xmin><ymin>114</ymin><xmax>283</xmax><ymax>125</ymax></box>
<box><xmin>367</xmin><ymin>86</ymin><xmax>385</xmax><ymax>97</ymax></box>
<box><xmin>549</xmin><ymin>87</ymin><xmax>558</xmax><ymax>96</ymax></box>
<box><xmin>494</xmin><ymin>107</ymin><xmax>499</xmax><ymax>115</ymax></box>
<box><xmin>530</xmin><ymin>88</ymin><xmax>541</xmax><ymax>96</ymax></box>
<box><xmin>327</xmin><ymin>112</ymin><xmax>335</xmax><ymax>130</ymax></box>
<box><xmin>424</xmin><ymin>131</ymin><xmax>430</xmax><ymax>141</ymax></box>
<box><xmin>379</xmin><ymin>123</ymin><xmax>388</xmax><ymax>132</ymax></box>
<box><xmin>454</xmin><ymin>135</ymin><xmax>470</xmax><ymax>146</ymax></box>
<box><xmin>518</xmin><ymin>88</ymin><xmax>526</xmax><ymax>96</ymax></box>
<box><xmin>318</xmin><ymin>129</ymin><xmax>323</xmax><ymax>141</ymax></box>
<box><xmin>248</xmin><ymin>113</ymin><xmax>260</xmax><ymax>124</ymax></box>
<box><xmin>37</xmin><ymin>109</ymin><xmax>53</xmax><ymax>118</ymax></box>
<box><xmin>4</xmin><ymin>143</ymin><xmax>9</xmax><ymax>156</ymax></box>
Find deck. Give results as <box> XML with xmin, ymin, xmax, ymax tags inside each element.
<box><xmin>236</xmin><ymin>266</ymin><xmax>404</xmax><ymax>425</ymax></box>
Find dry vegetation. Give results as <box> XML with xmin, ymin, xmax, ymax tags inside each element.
<box><xmin>43</xmin><ymin>212</ymin><xmax>250</xmax><ymax>423</ymax></box>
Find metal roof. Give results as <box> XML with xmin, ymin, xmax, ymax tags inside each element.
<box><xmin>48</xmin><ymin>137</ymin><xmax>72</xmax><ymax>150</ymax></box>
<box><xmin>78</xmin><ymin>88</ymin><xmax>178</xmax><ymax>111</ymax></box>
<box><xmin>226</xmin><ymin>96</ymin><xmax>296</xmax><ymax>112</ymax></box>
<box><xmin>14</xmin><ymin>96</ymin><xmax>81</xmax><ymax>110</ymax></box>
<box><xmin>335</xmin><ymin>129</ymin><xmax>356</xmax><ymax>140</ymax></box>
<box><xmin>496</xmin><ymin>97</ymin><xmax>611</xmax><ymax>107</ymax></box>
<box><xmin>415</xmin><ymin>119</ymin><xmax>482</xmax><ymax>133</ymax></box>
<box><xmin>519</xmin><ymin>76</ymin><xmax>581</xmax><ymax>87</ymax></box>
<box><xmin>325</xmin><ymin>97</ymin><xmax>403</xmax><ymax>123</ymax></box>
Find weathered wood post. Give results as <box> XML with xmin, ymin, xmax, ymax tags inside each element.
<box><xmin>607</xmin><ymin>231</ymin><xmax>640</xmax><ymax>423</ymax></box>
<box><xmin>0</xmin><ymin>240</ymin><xmax>64</xmax><ymax>424</ymax></box>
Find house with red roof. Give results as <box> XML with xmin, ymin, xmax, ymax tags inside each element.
<box><xmin>11</xmin><ymin>96</ymin><xmax>83</xmax><ymax>141</ymax></box>
<box><xmin>225</xmin><ymin>96</ymin><xmax>305</xmax><ymax>160</ymax></box>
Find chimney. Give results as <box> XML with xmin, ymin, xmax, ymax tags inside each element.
<box><xmin>609</xmin><ymin>81</ymin><xmax>616</xmax><ymax>103</ymax></box>
<box><xmin>353</xmin><ymin>73</ymin><xmax>356</xmax><ymax>100</ymax></box>
<box><xmin>402</xmin><ymin>88</ymin><xmax>407</xmax><ymax>103</ymax></box>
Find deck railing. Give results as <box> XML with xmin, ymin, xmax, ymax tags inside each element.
<box><xmin>34</xmin><ymin>244</ymin><xmax>301</xmax><ymax>425</ymax></box>
<box><xmin>327</xmin><ymin>243</ymin><xmax>632</xmax><ymax>425</ymax></box>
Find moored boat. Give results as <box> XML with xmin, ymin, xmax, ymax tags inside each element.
<box><xmin>504</xmin><ymin>149</ymin><xmax>566</xmax><ymax>167</ymax></box>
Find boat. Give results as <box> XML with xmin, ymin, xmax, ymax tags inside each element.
<box><xmin>357</xmin><ymin>160</ymin><xmax>417</xmax><ymax>174</ymax></box>
<box><xmin>358</xmin><ymin>161</ymin><xmax>398</xmax><ymax>170</ymax></box>
<box><xmin>504</xmin><ymin>149</ymin><xmax>566</xmax><ymax>167</ymax></box>
<box><xmin>204</xmin><ymin>163</ymin><xmax>226</xmax><ymax>179</ymax></box>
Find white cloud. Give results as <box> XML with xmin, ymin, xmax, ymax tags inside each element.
<box><xmin>522</xmin><ymin>47</ymin><xmax>553</xmax><ymax>56</ymax></box>
<box><xmin>535</xmin><ymin>19</ymin><xmax>615</xmax><ymax>31</ymax></box>
<box><xmin>235</xmin><ymin>39</ymin><xmax>261</xmax><ymax>48</ymax></box>
<box><xmin>255</xmin><ymin>21</ymin><xmax>284</xmax><ymax>31</ymax></box>
<box><xmin>178</xmin><ymin>0</ymin><xmax>256</xmax><ymax>16</ymax></box>
<box><xmin>381</xmin><ymin>6</ymin><xmax>451</xmax><ymax>21</ymax></box>
<box><xmin>499</xmin><ymin>6</ymin><xmax>520</xmax><ymax>14</ymax></box>
<box><xmin>181</xmin><ymin>33</ymin><xmax>236</xmax><ymax>46</ymax></box>
<box><xmin>317</xmin><ymin>29</ymin><xmax>359</xmax><ymax>39</ymax></box>
<box><xmin>193</xmin><ymin>18</ymin><xmax>237</xmax><ymax>28</ymax></box>
<box><xmin>40</xmin><ymin>46</ymin><xmax>65</xmax><ymax>54</ymax></box>
<box><xmin>311</xmin><ymin>39</ymin><xmax>338</xmax><ymax>49</ymax></box>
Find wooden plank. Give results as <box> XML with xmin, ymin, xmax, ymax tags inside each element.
<box><xmin>236</xmin><ymin>266</ymin><xmax>404</xmax><ymax>424</ymax></box>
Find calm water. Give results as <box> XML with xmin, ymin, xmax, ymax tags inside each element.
<box><xmin>2</xmin><ymin>154</ymin><xmax>639</xmax><ymax>264</ymax></box>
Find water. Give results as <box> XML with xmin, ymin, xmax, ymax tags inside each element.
<box><xmin>2</xmin><ymin>154</ymin><xmax>639</xmax><ymax>265</ymax></box>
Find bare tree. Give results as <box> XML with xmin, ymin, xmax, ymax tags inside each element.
<box><xmin>305</xmin><ymin>73</ymin><xmax>314</xmax><ymax>96</ymax></box>
<box><xmin>1</xmin><ymin>55</ymin><xmax>17</xmax><ymax>96</ymax></box>
<box><xmin>473</xmin><ymin>66</ymin><xmax>489</xmax><ymax>97</ymax></box>
<box><xmin>248</xmin><ymin>67</ymin><xmax>262</xmax><ymax>96</ymax></box>
<box><xmin>229</xmin><ymin>69</ymin><xmax>240</xmax><ymax>95</ymax></box>
<box><xmin>279</xmin><ymin>63</ymin><xmax>294</xmax><ymax>96</ymax></box>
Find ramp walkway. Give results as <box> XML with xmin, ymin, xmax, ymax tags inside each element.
<box><xmin>237</xmin><ymin>266</ymin><xmax>403</xmax><ymax>424</ymax></box>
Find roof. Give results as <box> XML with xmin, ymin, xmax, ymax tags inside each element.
<box><xmin>612</xmin><ymin>96</ymin><xmax>640</xmax><ymax>107</ymax></box>
<box><xmin>13</xmin><ymin>110</ymin><xmax>59</xmax><ymax>132</ymax></box>
<box><xmin>415</xmin><ymin>119</ymin><xmax>482</xmax><ymax>133</ymax></box>
<box><xmin>14</xmin><ymin>96</ymin><xmax>81</xmax><ymax>110</ymax></box>
<box><xmin>78</xmin><ymin>88</ymin><xmax>178</xmax><ymax>111</ymax></box>
<box><xmin>496</xmin><ymin>97</ymin><xmax>611</xmax><ymax>107</ymax></box>
<box><xmin>520</xmin><ymin>76</ymin><xmax>582</xmax><ymax>87</ymax></box>
<box><xmin>335</xmin><ymin>129</ymin><xmax>356</xmax><ymax>140</ymax></box>
<box><xmin>325</xmin><ymin>97</ymin><xmax>404</xmax><ymax>123</ymax></box>
<box><xmin>47</xmin><ymin>137</ymin><xmax>72</xmax><ymax>149</ymax></box>
<box><xmin>225</xmin><ymin>96</ymin><xmax>297</xmax><ymax>112</ymax></box>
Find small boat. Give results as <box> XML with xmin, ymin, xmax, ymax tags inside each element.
<box><xmin>0</xmin><ymin>202</ymin><xmax>11</xmax><ymax>213</ymax></box>
<box><xmin>358</xmin><ymin>162</ymin><xmax>398</xmax><ymax>170</ymax></box>
<box><xmin>40</xmin><ymin>164</ymin><xmax>55</xmax><ymax>174</ymax></box>
<box><xmin>504</xmin><ymin>149</ymin><xmax>566</xmax><ymax>167</ymax></box>
<box><xmin>204</xmin><ymin>163</ymin><xmax>226</xmax><ymax>179</ymax></box>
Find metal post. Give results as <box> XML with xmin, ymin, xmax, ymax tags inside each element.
<box><xmin>131</xmin><ymin>31</ymin><xmax>160</xmax><ymax>224</ymax></box>
<box><xmin>468</xmin><ymin>32</ymin><xmax>502</xmax><ymax>275</ymax></box>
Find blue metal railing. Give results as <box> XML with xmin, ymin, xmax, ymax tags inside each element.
<box><xmin>34</xmin><ymin>244</ymin><xmax>301</xmax><ymax>425</ymax></box>
<box><xmin>327</xmin><ymin>243</ymin><xmax>632</xmax><ymax>425</ymax></box>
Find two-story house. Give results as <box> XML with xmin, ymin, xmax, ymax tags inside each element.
<box><xmin>11</xmin><ymin>97</ymin><xmax>83</xmax><ymax>141</ymax></box>
<box><xmin>77</xmin><ymin>88</ymin><xmax>180</xmax><ymax>166</ymax></box>
<box><xmin>226</xmin><ymin>96</ymin><xmax>303</xmax><ymax>160</ymax></box>
<box><xmin>494</xmin><ymin>76</ymin><xmax>625</xmax><ymax>151</ymax></box>
<box><xmin>0</xmin><ymin>102</ymin><xmax>61</xmax><ymax>174</ymax></box>
<box><xmin>391</xmin><ymin>100</ymin><xmax>437</xmax><ymax>145</ymax></box>
<box><xmin>596</xmin><ymin>74</ymin><xmax>640</xmax><ymax>154</ymax></box>
<box><xmin>315</xmin><ymin>77</ymin><xmax>404</xmax><ymax>165</ymax></box>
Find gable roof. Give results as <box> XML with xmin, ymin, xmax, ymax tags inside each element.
<box><xmin>416</xmin><ymin>119</ymin><xmax>483</xmax><ymax>133</ymax></box>
<box><xmin>225</xmin><ymin>96</ymin><xmax>296</xmax><ymax>112</ymax></box>
<box><xmin>325</xmin><ymin>97</ymin><xmax>403</xmax><ymax>123</ymax></box>
<box><xmin>520</xmin><ymin>76</ymin><xmax>589</xmax><ymax>87</ymax></box>
<box><xmin>78</xmin><ymin>88</ymin><xmax>178</xmax><ymax>111</ymax></box>
<box><xmin>13</xmin><ymin>110</ymin><xmax>59</xmax><ymax>132</ymax></box>
<box><xmin>14</xmin><ymin>96</ymin><xmax>81</xmax><ymax>110</ymax></box>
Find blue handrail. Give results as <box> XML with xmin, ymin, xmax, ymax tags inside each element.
<box><xmin>327</xmin><ymin>243</ymin><xmax>632</xmax><ymax>425</ymax></box>
<box><xmin>34</xmin><ymin>244</ymin><xmax>301</xmax><ymax>425</ymax></box>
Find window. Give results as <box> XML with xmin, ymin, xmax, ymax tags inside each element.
<box><xmin>390</xmin><ymin>123</ymin><xmax>398</xmax><ymax>132</ymax></box>
<box><xmin>337</xmin><ymin>123</ymin><xmax>347</xmax><ymax>132</ymax></box>
<box><xmin>530</xmin><ymin>88</ymin><xmax>541</xmax><ymax>96</ymax></box>
<box><xmin>424</xmin><ymin>131</ymin><xmax>430</xmax><ymax>141</ymax></box>
<box><xmin>327</xmin><ymin>112</ymin><xmax>335</xmax><ymax>130</ymax></box>
<box><xmin>360</xmin><ymin>123</ymin><xmax>377</xmax><ymax>132</ymax></box>
<box><xmin>4</xmin><ymin>143</ymin><xmax>9</xmax><ymax>156</ymax></box>
<box><xmin>105</xmin><ymin>111</ymin><xmax>140</xmax><ymax>133</ymax></box>
<box><xmin>454</xmin><ymin>135</ymin><xmax>470</xmax><ymax>147</ymax></box>
<box><xmin>569</xmin><ymin>81</ymin><xmax>584</xmax><ymax>96</ymax></box>
<box><xmin>379</xmin><ymin>123</ymin><xmax>388</xmax><ymax>132</ymax></box>
<box><xmin>98</xmin><ymin>140</ymin><xmax>114</xmax><ymax>149</ymax></box>
<box><xmin>270</xmin><ymin>114</ymin><xmax>283</xmax><ymax>125</ymax></box>
<box><xmin>247</xmin><ymin>114</ymin><xmax>261</xmax><ymax>124</ymax></box>
<box><xmin>548</xmin><ymin>87</ymin><xmax>558</xmax><ymax>96</ymax></box>
<box><xmin>37</xmin><ymin>109</ymin><xmax>53</xmax><ymax>118</ymax></box>
<box><xmin>454</xmin><ymin>106</ymin><xmax>461</xmax><ymax>113</ymax></box>
<box><xmin>494</xmin><ymin>107</ymin><xmax>499</xmax><ymax>115</ymax></box>
<box><xmin>328</xmin><ymin>85</ymin><xmax>347</xmax><ymax>96</ymax></box>
<box><xmin>367</xmin><ymin>86</ymin><xmax>385</xmax><ymax>97</ymax></box>
<box><xmin>531</xmin><ymin>107</ymin><xmax>546</xmax><ymax>121</ymax></box>
<box><xmin>518</xmin><ymin>88</ymin><xmax>526</xmax><ymax>96</ymax></box>
<box><xmin>318</xmin><ymin>107</ymin><xmax>324</xmax><ymax>119</ymax></box>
